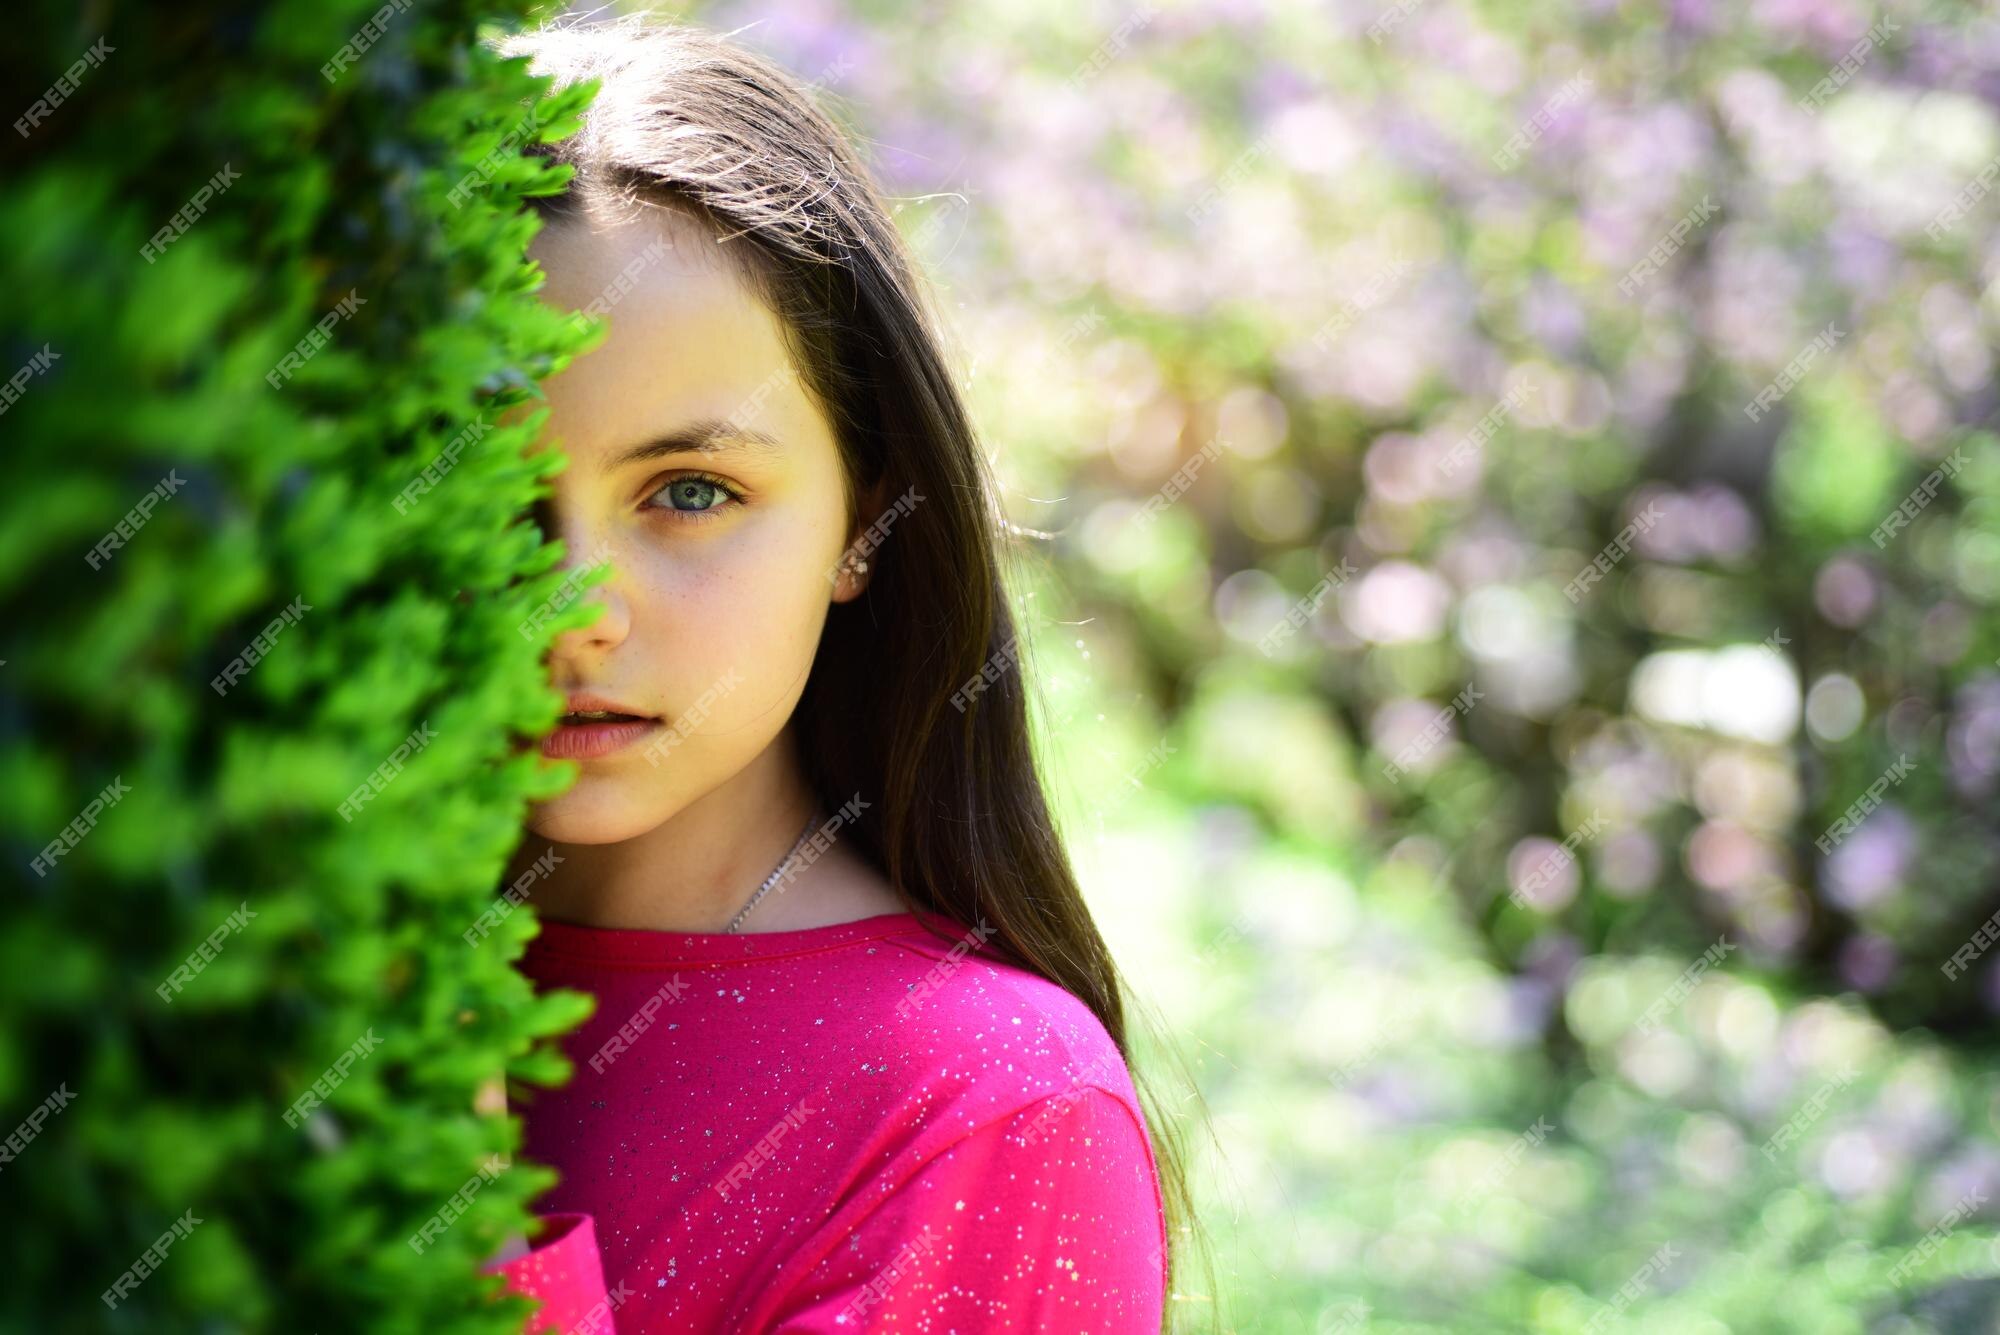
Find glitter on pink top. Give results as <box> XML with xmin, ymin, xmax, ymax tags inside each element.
<box><xmin>484</xmin><ymin>908</ymin><xmax>1168</xmax><ymax>1333</ymax></box>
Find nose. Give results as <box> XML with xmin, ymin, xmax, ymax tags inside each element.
<box><xmin>545</xmin><ymin>533</ymin><xmax>631</xmax><ymax>668</ymax></box>
<box><xmin>548</xmin><ymin>551</ymin><xmax>632</xmax><ymax>655</ymax></box>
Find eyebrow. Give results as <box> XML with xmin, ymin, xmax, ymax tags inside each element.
<box><xmin>609</xmin><ymin>419</ymin><xmax>784</xmax><ymax>468</ymax></box>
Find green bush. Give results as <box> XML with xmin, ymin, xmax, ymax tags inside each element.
<box><xmin>1</xmin><ymin>2</ymin><xmax>604</xmax><ymax>1328</ymax></box>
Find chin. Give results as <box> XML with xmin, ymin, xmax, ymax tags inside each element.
<box><xmin>526</xmin><ymin>778</ymin><xmax>674</xmax><ymax>845</ymax></box>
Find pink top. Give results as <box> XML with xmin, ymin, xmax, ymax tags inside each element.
<box><xmin>483</xmin><ymin>909</ymin><xmax>1167</xmax><ymax>1333</ymax></box>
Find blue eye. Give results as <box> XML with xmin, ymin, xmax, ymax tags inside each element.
<box><xmin>644</xmin><ymin>472</ymin><xmax>743</xmax><ymax>522</ymax></box>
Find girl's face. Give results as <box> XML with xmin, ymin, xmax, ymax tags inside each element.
<box><xmin>519</xmin><ymin>204</ymin><xmax>864</xmax><ymax>844</ymax></box>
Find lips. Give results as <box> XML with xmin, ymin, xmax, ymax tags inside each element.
<box><xmin>560</xmin><ymin>695</ymin><xmax>660</xmax><ymax>723</ymax></box>
<box><xmin>542</xmin><ymin>718</ymin><xmax>658</xmax><ymax>760</ymax></box>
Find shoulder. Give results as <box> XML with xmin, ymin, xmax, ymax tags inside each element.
<box><xmin>749</xmin><ymin>914</ymin><xmax>1169</xmax><ymax>1329</ymax></box>
<box><xmin>855</xmin><ymin>912</ymin><xmax>1148</xmax><ymax>1146</ymax></box>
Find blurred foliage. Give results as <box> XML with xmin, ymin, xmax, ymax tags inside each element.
<box><xmin>683</xmin><ymin>0</ymin><xmax>2000</xmax><ymax>1329</ymax></box>
<box><xmin>0</xmin><ymin>1</ymin><xmax>605</xmax><ymax>1329</ymax></box>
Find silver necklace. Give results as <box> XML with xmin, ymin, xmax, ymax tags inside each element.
<box><xmin>722</xmin><ymin>808</ymin><xmax>822</xmax><ymax>934</ymax></box>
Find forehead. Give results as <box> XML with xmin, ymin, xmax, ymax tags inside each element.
<box><xmin>527</xmin><ymin>204</ymin><xmax>810</xmax><ymax>450</ymax></box>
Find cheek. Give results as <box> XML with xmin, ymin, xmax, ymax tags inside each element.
<box><xmin>628</xmin><ymin>512</ymin><xmax>834</xmax><ymax>707</ymax></box>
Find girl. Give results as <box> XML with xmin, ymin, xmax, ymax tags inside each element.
<box><xmin>475</xmin><ymin>15</ymin><xmax>1201</xmax><ymax>1333</ymax></box>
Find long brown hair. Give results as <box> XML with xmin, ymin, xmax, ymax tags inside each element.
<box><xmin>496</xmin><ymin>13</ymin><xmax>1214</xmax><ymax>1329</ymax></box>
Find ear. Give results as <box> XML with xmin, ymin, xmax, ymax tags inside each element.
<box><xmin>832</xmin><ymin>477</ymin><xmax>891</xmax><ymax>604</ymax></box>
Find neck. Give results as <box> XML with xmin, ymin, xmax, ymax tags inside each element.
<box><xmin>513</xmin><ymin>727</ymin><xmax>826</xmax><ymax>934</ymax></box>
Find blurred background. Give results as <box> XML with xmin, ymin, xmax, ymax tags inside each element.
<box><xmin>648</xmin><ymin>0</ymin><xmax>2000</xmax><ymax>1329</ymax></box>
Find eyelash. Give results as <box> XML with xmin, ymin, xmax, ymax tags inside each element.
<box><xmin>642</xmin><ymin>471</ymin><xmax>745</xmax><ymax>525</ymax></box>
